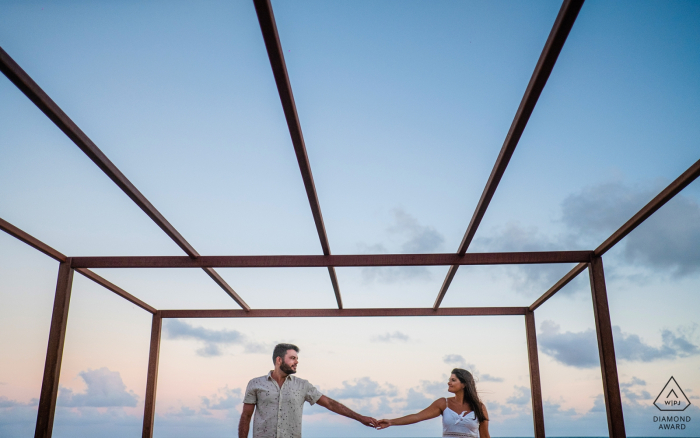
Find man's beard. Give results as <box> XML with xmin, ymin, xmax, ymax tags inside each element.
<box><xmin>280</xmin><ymin>362</ymin><xmax>296</xmax><ymax>375</ymax></box>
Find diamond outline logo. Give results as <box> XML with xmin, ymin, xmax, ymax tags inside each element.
<box><xmin>654</xmin><ymin>376</ymin><xmax>691</xmax><ymax>411</ymax></box>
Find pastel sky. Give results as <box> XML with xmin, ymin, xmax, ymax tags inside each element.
<box><xmin>1</xmin><ymin>0</ymin><xmax>699</xmax><ymax>437</ymax></box>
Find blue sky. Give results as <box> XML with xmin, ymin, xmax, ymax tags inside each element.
<box><xmin>1</xmin><ymin>0</ymin><xmax>699</xmax><ymax>437</ymax></box>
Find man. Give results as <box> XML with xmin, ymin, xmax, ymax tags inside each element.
<box><xmin>239</xmin><ymin>343</ymin><xmax>377</xmax><ymax>438</ymax></box>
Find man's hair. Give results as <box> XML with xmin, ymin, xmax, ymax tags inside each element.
<box><xmin>272</xmin><ymin>343</ymin><xmax>299</xmax><ymax>365</ymax></box>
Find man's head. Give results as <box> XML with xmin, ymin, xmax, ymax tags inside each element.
<box><xmin>272</xmin><ymin>343</ymin><xmax>299</xmax><ymax>375</ymax></box>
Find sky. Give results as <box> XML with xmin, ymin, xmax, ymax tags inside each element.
<box><xmin>1</xmin><ymin>0</ymin><xmax>699</xmax><ymax>437</ymax></box>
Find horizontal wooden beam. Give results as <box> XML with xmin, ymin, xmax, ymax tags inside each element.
<box><xmin>71</xmin><ymin>251</ymin><xmax>592</xmax><ymax>269</ymax></box>
<box><xmin>160</xmin><ymin>307</ymin><xmax>528</xmax><ymax>318</ymax></box>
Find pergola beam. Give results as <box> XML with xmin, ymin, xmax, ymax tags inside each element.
<box><xmin>0</xmin><ymin>217</ymin><xmax>157</xmax><ymax>313</ymax></box>
<box><xmin>525</xmin><ymin>310</ymin><xmax>545</xmax><ymax>438</ymax></box>
<box><xmin>71</xmin><ymin>251</ymin><xmax>592</xmax><ymax>269</ymax></box>
<box><xmin>142</xmin><ymin>312</ymin><xmax>162</xmax><ymax>438</ymax></box>
<box><xmin>161</xmin><ymin>307</ymin><xmax>527</xmax><ymax>318</ymax></box>
<box><xmin>75</xmin><ymin>268</ymin><xmax>156</xmax><ymax>314</ymax></box>
<box><xmin>35</xmin><ymin>261</ymin><xmax>73</xmax><ymax>438</ymax></box>
<box><xmin>434</xmin><ymin>0</ymin><xmax>585</xmax><ymax>309</ymax></box>
<box><xmin>0</xmin><ymin>46</ymin><xmax>249</xmax><ymax>311</ymax></box>
<box><xmin>0</xmin><ymin>218</ymin><xmax>67</xmax><ymax>262</ymax></box>
<box><xmin>595</xmin><ymin>158</ymin><xmax>700</xmax><ymax>257</ymax></box>
<box><xmin>589</xmin><ymin>257</ymin><xmax>626</xmax><ymax>438</ymax></box>
<box><xmin>253</xmin><ymin>0</ymin><xmax>343</xmax><ymax>309</ymax></box>
<box><xmin>530</xmin><ymin>157</ymin><xmax>700</xmax><ymax>310</ymax></box>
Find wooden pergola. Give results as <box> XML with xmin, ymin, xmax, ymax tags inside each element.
<box><xmin>1</xmin><ymin>0</ymin><xmax>698</xmax><ymax>437</ymax></box>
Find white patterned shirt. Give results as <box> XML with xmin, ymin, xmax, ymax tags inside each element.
<box><xmin>243</xmin><ymin>371</ymin><xmax>323</xmax><ymax>438</ymax></box>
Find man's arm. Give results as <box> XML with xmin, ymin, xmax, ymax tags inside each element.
<box><xmin>316</xmin><ymin>395</ymin><xmax>377</xmax><ymax>427</ymax></box>
<box><xmin>238</xmin><ymin>403</ymin><xmax>255</xmax><ymax>438</ymax></box>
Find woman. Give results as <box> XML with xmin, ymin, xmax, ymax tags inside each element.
<box><xmin>377</xmin><ymin>368</ymin><xmax>490</xmax><ymax>438</ymax></box>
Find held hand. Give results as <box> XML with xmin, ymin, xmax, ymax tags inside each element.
<box><xmin>359</xmin><ymin>416</ymin><xmax>379</xmax><ymax>428</ymax></box>
<box><xmin>376</xmin><ymin>419</ymin><xmax>392</xmax><ymax>430</ymax></box>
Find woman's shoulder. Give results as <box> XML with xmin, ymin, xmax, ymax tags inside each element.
<box><xmin>432</xmin><ymin>397</ymin><xmax>449</xmax><ymax>410</ymax></box>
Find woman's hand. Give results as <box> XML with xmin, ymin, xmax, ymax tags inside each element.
<box><xmin>376</xmin><ymin>419</ymin><xmax>392</xmax><ymax>429</ymax></box>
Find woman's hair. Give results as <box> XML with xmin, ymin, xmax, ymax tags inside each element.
<box><xmin>451</xmin><ymin>368</ymin><xmax>488</xmax><ymax>422</ymax></box>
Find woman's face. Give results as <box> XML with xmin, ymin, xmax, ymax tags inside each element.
<box><xmin>447</xmin><ymin>374</ymin><xmax>465</xmax><ymax>393</ymax></box>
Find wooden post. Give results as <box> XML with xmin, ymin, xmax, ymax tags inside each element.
<box><xmin>589</xmin><ymin>257</ymin><xmax>626</xmax><ymax>438</ymax></box>
<box><xmin>142</xmin><ymin>312</ymin><xmax>162</xmax><ymax>438</ymax></box>
<box><xmin>525</xmin><ymin>310</ymin><xmax>545</xmax><ymax>438</ymax></box>
<box><xmin>35</xmin><ymin>259</ymin><xmax>74</xmax><ymax>438</ymax></box>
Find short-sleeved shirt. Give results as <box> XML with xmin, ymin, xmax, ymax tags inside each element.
<box><xmin>243</xmin><ymin>372</ymin><xmax>323</xmax><ymax>438</ymax></box>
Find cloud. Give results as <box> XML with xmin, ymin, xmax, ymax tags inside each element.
<box><xmin>538</xmin><ymin>320</ymin><xmax>700</xmax><ymax>368</ymax></box>
<box><xmin>442</xmin><ymin>356</ymin><xmax>504</xmax><ymax>383</ymax></box>
<box><xmin>563</xmin><ymin>181</ymin><xmax>700</xmax><ymax>276</ymax></box>
<box><xmin>403</xmin><ymin>388</ymin><xmax>435</xmax><ymax>410</ymax></box>
<box><xmin>201</xmin><ymin>387</ymin><xmax>242</xmax><ymax>410</ymax></box>
<box><xmin>164</xmin><ymin>319</ymin><xmax>265</xmax><ymax>357</ymax></box>
<box><xmin>0</xmin><ymin>397</ymin><xmax>28</xmax><ymax>408</ymax></box>
<box><xmin>57</xmin><ymin>368</ymin><xmax>137</xmax><ymax>408</ymax></box>
<box><xmin>472</xmin><ymin>180</ymin><xmax>700</xmax><ymax>295</ymax></box>
<box><xmin>326</xmin><ymin>377</ymin><xmax>398</xmax><ymax>399</ymax></box>
<box><xmin>443</xmin><ymin>354</ymin><xmax>467</xmax><ymax>367</ymax></box>
<box><xmin>480</xmin><ymin>374</ymin><xmax>504</xmax><ymax>383</ymax></box>
<box><xmin>360</xmin><ymin>209</ymin><xmax>445</xmax><ymax>283</ymax></box>
<box><xmin>472</xmin><ymin>223</ymin><xmax>585</xmax><ymax>295</ymax></box>
<box><xmin>620</xmin><ymin>376</ymin><xmax>646</xmax><ymax>388</ymax></box>
<box><xmin>372</xmin><ymin>331</ymin><xmax>410</xmax><ymax>343</ymax></box>
<box><xmin>506</xmin><ymin>386</ymin><xmax>531</xmax><ymax>405</ymax></box>
<box><xmin>388</xmin><ymin>209</ymin><xmax>445</xmax><ymax>253</ymax></box>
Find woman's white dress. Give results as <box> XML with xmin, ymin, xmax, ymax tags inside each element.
<box><xmin>442</xmin><ymin>399</ymin><xmax>479</xmax><ymax>438</ymax></box>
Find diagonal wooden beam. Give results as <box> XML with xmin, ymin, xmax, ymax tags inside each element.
<box><xmin>529</xmin><ymin>262</ymin><xmax>587</xmax><ymax>311</ymax></box>
<box><xmin>253</xmin><ymin>0</ymin><xmax>343</xmax><ymax>309</ymax></box>
<box><xmin>0</xmin><ymin>46</ymin><xmax>249</xmax><ymax>310</ymax></box>
<box><xmin>595</xmin><ymin>158</ymin><xmax>700</xmax><ymax>257</ymax></box>
<box><xmin>434</xmin><ymin>0</ymin><xmax>585</xmax><ymax>309</ymax></box>
<box><xmin>75</xmin><ymin>268</ymin><xmax>156</xmax><ymax>314</ymax></box>
<box><xmin>0</xmin><ymin>216</ymin><xmax>158</xmax><ymax>313</ymax></box>
<box><xmin>530</xmin><ymin>157</ymin><xmax>700</xmax><ymax>311</ymax></box>
<box><xmin>0</xmin><ymin>217</ymin><xmax>66</xmax><ymax>262</ymax></box>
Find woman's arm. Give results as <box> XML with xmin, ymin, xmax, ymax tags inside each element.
<box><xmin>478</xmin><ymin>403</ymin><xmax>490</xmax><ymax>438</ymax></box>
<box><xmin>377</xmin><ymin>399</ymin><xmax>443</xmax><ymax>429</ymax></box>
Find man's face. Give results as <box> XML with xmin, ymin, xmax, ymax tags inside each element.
<box><xmin>278</xmin><ymin>349</ymin><xmax>298</xmax><ymax>375</ymax></box>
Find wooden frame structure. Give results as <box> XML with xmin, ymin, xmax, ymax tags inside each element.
<box><xmin>2</xmin><ymin>0</ymin><xmax>699</xmax><ymax>437</ymax></box>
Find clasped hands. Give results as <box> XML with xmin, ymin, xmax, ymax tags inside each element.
<box><xmin>360</xmin><ymin>417</ymin><xmax>393</xmax><ymax>430</ymax></box>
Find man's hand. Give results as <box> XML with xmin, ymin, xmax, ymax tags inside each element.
<box><xmin>317</xmin><ymin>395</ymin><xmax>378</xmax><ymax>428</ymax></box>
<box><xmin>358</xmin><ymin>415</ymin><xmax>379</xmax><ymax>428</ymax></box>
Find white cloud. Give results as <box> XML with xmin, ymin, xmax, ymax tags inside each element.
<box><xmin>57</xmin><ymin>368</ymin><xmax>137</xmax><ymax>408</ymax></box>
